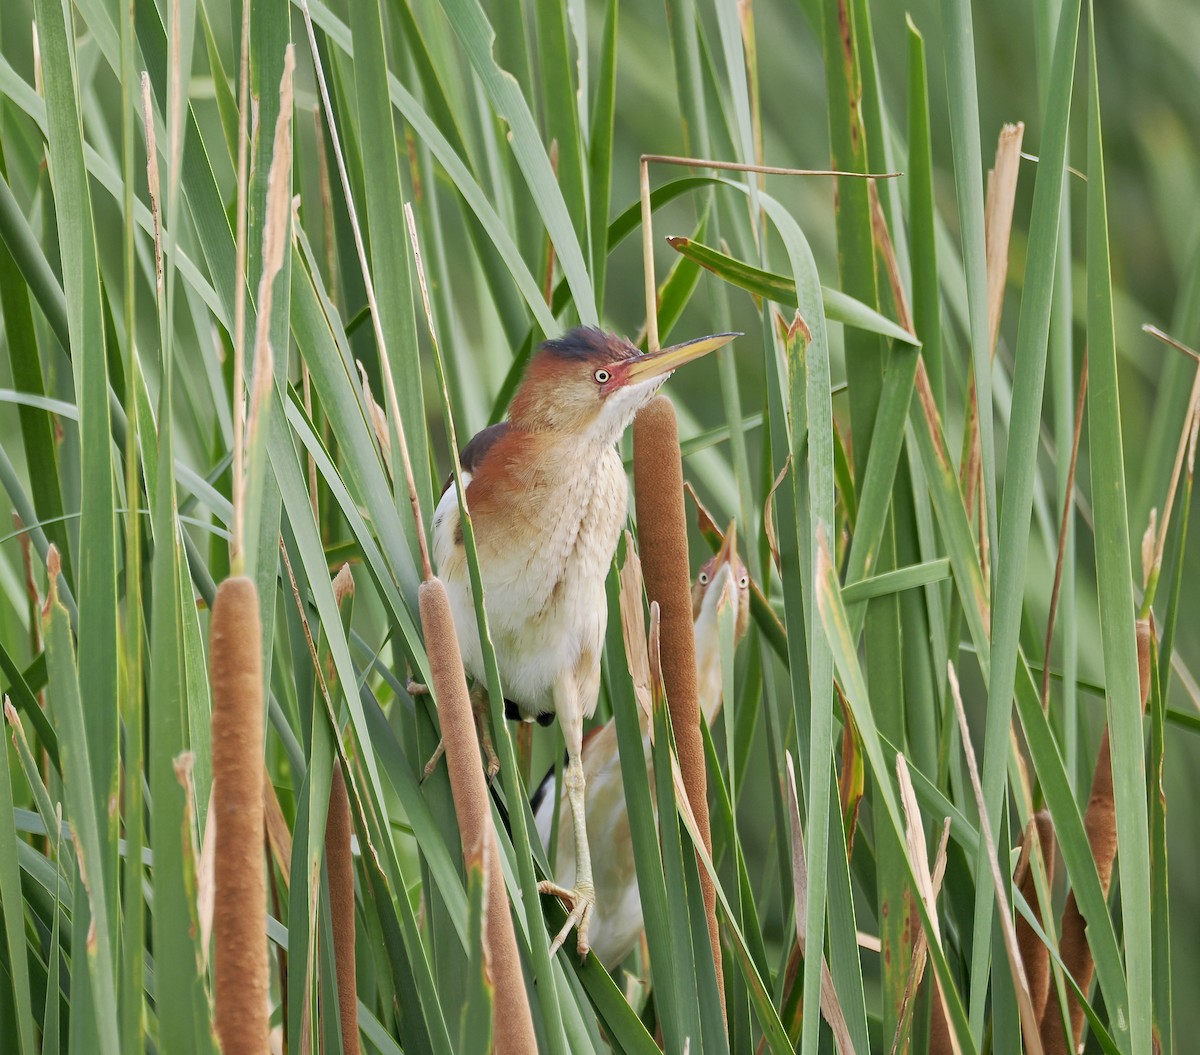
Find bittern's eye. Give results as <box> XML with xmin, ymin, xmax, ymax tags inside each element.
<box><xmin>594</xmin><ymin>368</ymin><xmax>611</xmax><ymax>384</ymax></box>
<box><xmin>698</xmin><ymin>572</ymin><xmax>710</xmax><ymax>585</ymax></box>
<box><xmin>738</xmin><ymin>575</ymin><xmax>749</xmax><ymax>588</ymax></box>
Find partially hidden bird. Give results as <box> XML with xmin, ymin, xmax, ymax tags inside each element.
<box><xmin>532</xmin><ymin>525</ymin><xmax>751</xmax><ymax>969</ymax></box>
<box><xmin>431</xmin><ymin>326</ymin><xmax>739</xmax><ymax>958</ymax></box>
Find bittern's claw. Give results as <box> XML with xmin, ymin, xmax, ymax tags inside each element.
<box><xmin>420</xmin><ymin>739</ymin><xmax>445</xmax><ymax>783</ymax></box>
<box><xmin>470</xmin><ymin>686</ymin><xmax>501</xmax><ymax>781</ymax></box>
<box><xmin>538</xmin><ymin>880</ymin><xmax>595</xmax><ymax>959</ymax></box>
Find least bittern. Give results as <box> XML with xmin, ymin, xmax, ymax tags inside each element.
<box><xmin>532</xmin><ymin>526</ymin><xmax>750</xmax><ymax>969</ymax></box>
<box><xmin>431</xmin><ymin>326</ymin><xmax>738</xmax><ymax>958</ymax></box>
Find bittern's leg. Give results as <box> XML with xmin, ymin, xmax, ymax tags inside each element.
<box><xmin>420</xmin><ymin>681</ymin><xmax>500</xmax><ymax>782</ymax></box>
<box><xmin>538</xmin><ymin>673</ymin><xmax>595</xmax><ymax>958</ymax></box>
<box><xmin>415</xmin><ymin>675</ymin><xmax>446</xmax><ymax>781</ymax></box>
<box><xmin>470</xmin><ymin>682</ymin><xmax>500</xmax><ymax>780</ymax></box>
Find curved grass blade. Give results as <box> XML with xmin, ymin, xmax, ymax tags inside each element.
<box><xmin>842</xmin><ymin>559</ymin><xmax>951</xmax><ymax>604</ymax></box>
<box><xmin>1083</xmin><ymin>8</ymin><xmax>1151</xmax><ymax>1050</ymax></box>
<box><xmin>0</xmin><ymin>167</ymin><xmax>71</xmax><ymax>347</ymax></box>
<box><xmin>666</xmin><ymin>236</ymin><xmax>919</xmax><ymax>345</ymax></box>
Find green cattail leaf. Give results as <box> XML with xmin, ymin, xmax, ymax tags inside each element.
<box><xmin>1083</xmin><ymin>6</ymin><xmax>1151</xmax><ymax>1051</ymax></box>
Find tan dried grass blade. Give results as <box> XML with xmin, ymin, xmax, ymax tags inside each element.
<box><xmin>784</xmin><ymin>752</ymin><xmax>856</xmax><ymax>1055</ymax></box>
<box><xmin>617</xmin><ymin>536</ymin><xmax>654</xmax><ymax>731</ymax></box>
<box><xmin>985</xmin><ymin>123</ymin><xmax>1025</xmax><ymax>358</ymax></box>
<box><xmin>948</xmin><ymin>663</ymin><xmax>1044</xmax><ymax>1055</ymax></box>
<box><xmin>889</xmin><ymin>758</ymin><xmax>956</xmax><ymax>1055</ymax></box>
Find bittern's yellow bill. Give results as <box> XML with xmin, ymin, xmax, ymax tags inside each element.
<box><xmin>623</xmin><ymin>332</ymin><xmax>741</xmax><ymax>383</ymax></box>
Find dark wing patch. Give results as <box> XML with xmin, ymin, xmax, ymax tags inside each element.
<box><xmin>441</xmin><ymin>421</ymin><xmax>510</xmax><ymax>496</ymax></box>
<box><xmin>461</xmin><ymin>422</ymin><xmax>510</xmax><ymax>473</ymax></box>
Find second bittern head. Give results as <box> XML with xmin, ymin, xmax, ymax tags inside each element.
<box><xmin>691</xmin><ymin>523</ymin><xmax>751</xmax><ymax>641</ymax></box>
<box><xmin>508</xmin><ymin>327</ymin><xmax>739</xmax><ymax>441</ymax></box>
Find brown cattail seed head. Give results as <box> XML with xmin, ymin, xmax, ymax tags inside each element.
<box><xmin>633</xmin><ymin>394</ymin><xmax>723</xmax><ymax>1004</ymax></box>
<box><xmin>327</xmin><ymin>766</ymin><xmax>359</xmax><ymax>1055</ymax></box>
<box><xmin>210</xmin><ymin>576</ymin><xmax>269</xmax><ymax>1055</ymax></box>
<box><xmin>418</xmin><ymin>579</ymin><xmax>535</xmax><ymax>1055</ymax></box>
<box><xmin>1136</xmin><ymin>618</ymin><xmax>1152</xmax><ymax>710</ymax></box>
<box><xmin>929</xmin><ymin>983</ymin><xmax>954</xmax><ymax>1055</ymax></box>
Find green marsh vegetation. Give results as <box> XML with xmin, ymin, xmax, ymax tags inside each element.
<box><xmin>0</xmin><ymin>0</ymin><xmax>1196</xmax><ymax>1050</ymax></box>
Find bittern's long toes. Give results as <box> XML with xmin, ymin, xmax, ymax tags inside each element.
<box><xmin>481</xmin><ymin>734</ymin><xmax>500</xmax><ymax>782</ymax></box>
<box><xmin>420</xmin><ymin>739</ymin><xmax>445</xmax><ymax>783</ymax></box>
<box><xmin>538</xmin><ymin>881</ymin><xmax>595</xmax><ymax>960</ymax></box>
<box><xmin>406</xmin><ymin>679</ymin><xmax>429</xmax><ymax>696</ymax></box>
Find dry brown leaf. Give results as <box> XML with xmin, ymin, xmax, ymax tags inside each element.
<box><xmin>869</xmin><ymin>182</ymin><xmax>914</xmax><ymax>336</ymax></box>
<box><xmin>263</xmin><ymin>778</ymin><xmax>293</xmax><ymax>884</ymax></box>
<box><xmin>617</xmin><ymin>536</ymin><xmax>654</xmax><ymax>731</ymax></box>
<box><xmin>140</xmin><ymin>74</ymin><xmax>163</xmax><ymax>295</ymax></box>
<box><xmin>888</xmin><ymin>810</ymin><xmax>952</xmax><ymax>1055</ymax></box>
<box><xmin>1141</xmin><ymin>508</ymin><xmax>1157</xmax><ymax>590</ymax></box>
<box><xmin>985</xmin><ymin>123</ymin><xmax>1025</xmax><ymax>358</ymax></box>
<box><xmin>684</xmin><ymin>481</ymin><xmax>722</xmax><ymax>542</ymax></box>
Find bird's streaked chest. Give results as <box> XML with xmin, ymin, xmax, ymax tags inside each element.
<box><xmin>486</xmin><ymin>443</ymin><xmax>626</xmax><ymax>612</ymax></box>
<box><xmin>431</xmin><ymin>439</ymin><xmax>627</xmax><ymax>696</ymax></box>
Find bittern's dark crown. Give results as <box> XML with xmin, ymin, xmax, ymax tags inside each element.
<box><xmin>509</xmin><ymin>327</ymin><xmax>640</xmax><ymax>434</ymax></box>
